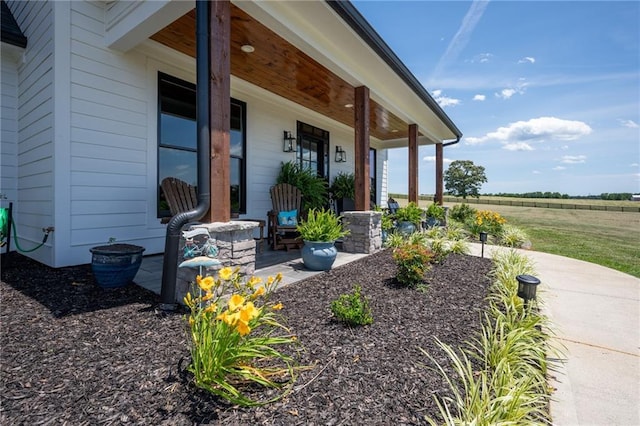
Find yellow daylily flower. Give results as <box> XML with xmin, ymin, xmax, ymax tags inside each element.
<box><xmin>201</xmin><ymin>291</ymin><xmax>214</xmax><ymax>302</ymax></box>
<box><xmin>267</xmin><ymin>276</ymin><xmax>275</xmax><ymax>286</ymax></box>
<box><xmin>272</xmin><ymin>302</ymin><xmax>284</xmax><ymax>311</ymax></box>
<box><xmin>247</xmin><ymin>276</ymin><xmax>262</xmax><ymax>288</ymax></box>
<box><xmin>251</xmin><ymin>286</ymin><xmax>265</xmax><ymax>299</ymax></box>
<box><xmin>240</xmin><ymin>301</ymin><xmax>259</xmax><ymax>322</ymax></box>
<box><xmin>275</xmin><ymin>272</ymin><xmax>283</xmax><ymax>282</ymax></box>
<box><xmin>204</xmin><ymin>303</ymin><xmax>217</xmax><ymax>313</ymax></box>
<box><xmin>228</xmin><ymin>294</ymin><xmax>245</xmax><ymax>311</ymax></box>
<box><xmin>219</xmin><ymin>267</ymin><xmax>234</xmax><ymax>281</ymax></box>
<box><xmin>236</xmin><ymin>320</ymin><xmax>251</xmax><ymax>336</ymax></box>
<box><xmin>197</xmin><ymin>275</ymin><xmax>215</xmax><ymax>292</ymax></box>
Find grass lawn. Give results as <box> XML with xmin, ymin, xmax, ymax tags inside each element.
<box><xmin>394</xmin><ymin>197</ymin><xmax>640</xmax><ymax>278</ymax></box>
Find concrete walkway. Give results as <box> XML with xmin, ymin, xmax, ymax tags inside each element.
<box><xmin>467</xmin><ymin>243</ymin><xmax>640</xmax><ymax>426</ymax></box>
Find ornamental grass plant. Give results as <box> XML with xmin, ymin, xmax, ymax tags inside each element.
<box><xmin>297</xmin><ymin>208</ymin><xmax>349</xmax><ymax>242</ymax></box>
<box><xmin>425</xmin><ymin>250</ymin><xmax>559</xmax><ymax>425</ymax></box>
<box><xmin>183</xmin><ymin>268</ymin><xmax>300</xmax><ymax>406</ymax></box>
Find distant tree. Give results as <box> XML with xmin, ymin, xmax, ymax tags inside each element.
<box><xmin>444</xmin><ymin>160</ymin><xmax>488</xmax><ymax>199</ymax></box>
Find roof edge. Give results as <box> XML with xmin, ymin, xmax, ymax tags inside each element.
<box><xmin>326</xmin><ymin>0</ymin><xmax>462</xmax><ymax>139</ymax></box>
<box><xmin>1</xmin><ymin>0</ymin><xmax>27</xmax><ymax>49</ymax></box>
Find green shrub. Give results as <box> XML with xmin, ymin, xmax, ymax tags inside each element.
<box><xmin>394</xmin><ymin>202</ymin><xmax>424</xmax><ymax>225</ymax></box>
<box><xmin>499</xmin><ymin>224</ymin><xmax>530</xmax><ymax>248</ymax></box>
<box><xmin>330</xmin><ymin>172</ymin><xmax>355</xmax><ymax>200</ymax></box>
<box><xmin>297</xmin><ymin>208</ymin><xmax>349</xmax><ymax>242</ymax></box>
<box><xmin>330</xmin><ymin>285</ymin><xmax>373</xmax><ymax>326</ymax></box>
<box><xmin>449</xmin><ymin>203</ymin><xmax>477</xmax><ymax>222</ymax></box>
<box><xmin>393</xmin><ymin>243</ymin><xmax>434</xmax><ymax>287</ymax></box>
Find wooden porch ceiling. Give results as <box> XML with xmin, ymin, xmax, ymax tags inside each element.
<box><xmin>150</xmin><ymin>5</ymin><xmax>419</xmax><ymax>142</ymax></box>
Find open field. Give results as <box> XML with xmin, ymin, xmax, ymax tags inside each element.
<box><xmin>389</xmin><ymin>194</ymin><xmax>640</xmax><ymax>211</ymax></box>
<box><xmin>393</xmin><ymin>196</ymin><xmax>640</xmax><ymax>278</ymax></box>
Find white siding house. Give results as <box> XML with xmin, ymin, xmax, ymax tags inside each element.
<box><xmin>2</xmin><ymin>0</ymin><xmax>459</xmax><ymax>268</ymax></box>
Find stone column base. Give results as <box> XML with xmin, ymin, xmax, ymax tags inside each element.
<box><xmin>175</xmin><ymin>221</ymin><xmax>259</xmax><ymax>304</ymax></box>
<box><xmin>341</xmin><ymin>211</ymin><xmax>382</xmax><ymax>254</ymax></box>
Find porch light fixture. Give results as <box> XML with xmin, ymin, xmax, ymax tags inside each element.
<box><xmin>516</xmin><ymin>274</ymin><xmax>541</xmax><ymax>305</ymax></box>
<box><xmin>283</xmin><ymin>131</ymin><xmax>297</xmax><ymax>152</ymax></box>
<box><xmin>240</xmin><ymin>44</ymin><xmax>255</xmax><ymax>53</ymax></box>
<box><xmin>335</xmin><ymin>146</ymin><xmax>347</xmax><ymax>163</ymax></box>
<box><xmin>479</xmin><ymin>231</ymin><xmax>488</xmax><ymax>258</ymax></box>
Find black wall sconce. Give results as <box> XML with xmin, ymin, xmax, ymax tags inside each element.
<box><xmin>479</xmin><ymin>231</ymin><xmax>488</xmax><ymax>258</ymax></box>
<box><xmin>516</xmin><ymin>274</ymin><xmax>541</xmax><ymax>306</ymax></box>
<box><xmin>283</xmin><ymin>131</ymin><xmax>296</xmax><ymax>152</ymax></box>
<box><xmin>335</xmin><ymin>146</ymin><xmax>347</xmax><ymax>162</ymax></box>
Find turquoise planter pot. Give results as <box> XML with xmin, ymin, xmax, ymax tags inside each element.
<box><xmin>301</xmin><ymin>240</ymin><xmax>338</xmax><ymax>271</ymax></box>
<box><xmin>397</xmin><ymin>221</ymin><xmax>417</xmax><ymax>236</ymax></box>
<box><xmin>90</xmin><ymin>244</ymin><xmax>145</xmax><ymax>289</ymax></box>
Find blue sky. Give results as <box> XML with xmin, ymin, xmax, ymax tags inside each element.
<box><xmin>353</xmin><ymin>1</ymin><xmax>640</xmax><ymax>196</ymax></box>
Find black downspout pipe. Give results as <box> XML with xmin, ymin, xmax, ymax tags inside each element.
<box><xmin>443</xmin><ymin>135</ymin><xmax>461</xmax><ymax>147</ymax></box>
<box><xmin>159</xmin><ymin>0</ymin><xmax>211</xmax><ymax>311</ymax></box>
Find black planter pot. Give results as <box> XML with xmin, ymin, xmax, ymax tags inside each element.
<box><xmin>90</xmin><ymin>243</ymin><xmax>145</xmax><ymax>289</ymax></box>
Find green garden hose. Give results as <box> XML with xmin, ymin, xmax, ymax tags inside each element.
<box><xmin>11</xmin><ymin>219</ymin><xmax>49</xmax><ymax>253</ymax></box>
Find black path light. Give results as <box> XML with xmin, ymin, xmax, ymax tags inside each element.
<box><xmin>516</xmin><ymin>274</ymin><xmax>541</xmax><ymax>306</ymax></box>
<box><xmin>479</xmin><ymin>231</ymin><xmax>488</xmax><ymax>258</ymax></box>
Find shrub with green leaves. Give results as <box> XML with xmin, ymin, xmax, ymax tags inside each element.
<box><xmin>424</xmin><ymin>250</ymin><xmax>559</xmax><ymax>425</ymax></box>
<box><xmin>392</xmin><ymin>243</ymin><xmax>434</xmax><ymax>287</ymax></box>
<box><xmin>449</xmin><ymin>203</ymin><xmax>477</xmax><ymax>222</ymax></box>
<box><xmin>499</xmin><ymin>224</ymin><xmax>530</xmax><ymax>248</ymax></box>
<box><xmin>330</xmin><ymin>285</ymin><xmax>373</xmax><ymax>326</ymax></box>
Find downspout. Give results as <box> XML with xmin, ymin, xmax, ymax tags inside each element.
<box><xmin>443</xmin><ymin>135</ymin><xmax>461</xmax><ymax>147</ymax></box>
<box><xmin>159</xmin><ymin>0</ymin><xmax>210</xmax><ymax>311</ymax></box>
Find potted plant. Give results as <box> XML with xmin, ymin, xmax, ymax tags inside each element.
<box><xmin>425</xmin><ymin>203</ymin><xmax>446</xmax><ymax>228</ymax></box>
<box><xmin>330</xmin><ymin>172</ymin><xmax>355</xmax><ymax>215</ymax></box>
<box><xmin>90</xmin><ymin>238</ymin><xmax>146</xmax><ymax>289</ymax></box>
<box><xmin>276</xmin><ymin>161</ymin><xmax>328</xmax><ymax>212</ymax></box>
<box><xmin>297</xmin><ymin>208</ymin><xmax>350</xmax><ymax>271</ymax></box>
<box><xmin>393</xmin><ymin>202</ymin><xmax>423</xmax><ymax>235</ymax></box>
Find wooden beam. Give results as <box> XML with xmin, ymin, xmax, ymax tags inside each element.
<box><xmin>408</xmin><ymin>124</ymin><xmax>418</xmax><ymax>204</ymax></box>
<box><xmin>206</xmin><ymin>0</ymin><xmax>231</xmax><ymax>223</ymax></box>
<box><xmin>354</xmin><ymin>86</ymin><xmax>370</xmax><ymax>211</ymax></box>
<box><xmin>435</xmin><ymin>143</ymin><xmax>444</xmax><ymax>205</ymax></box>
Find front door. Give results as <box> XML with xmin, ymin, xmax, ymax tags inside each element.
<box><xmin>297</xmin><ymin>121</ymin><xmax>329</xmax><ymax>179</ymax></box>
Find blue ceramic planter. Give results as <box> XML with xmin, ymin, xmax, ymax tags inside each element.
<box><xmin>301</xmin><ymin>240</ymin><xmax>338</xmax><ymax>271</ymax></box>
<box><xmin>90</xmin><ymin>244</ymin><xmax>145</xmax><ymax>289</ymax></box>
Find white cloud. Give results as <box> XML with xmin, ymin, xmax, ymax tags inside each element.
<box><xmin>496</xmin><ymin>88</ymin><xmax>517</xmax><ymax>99</ymax></box>
<box><xmin>518</xmin><ymin>57</ymin><xmax>536</xmax><ymax>64</ymax></box>
<box><xmin>631</xmin><ymin>163</ymin><xmax>639</xmax><ymax>167</ymax></box>
<box><xmin>532</xmin><ymin>170</ymin><xmax>541</xmax><ymax>174</ymax></box>
<box><xmin>473</xmin><ymin>94</ymin><xmax>486</xmax><ymax>101</ymax></box>
<box><xmin>553</xmin><ymin>166</ymin><xmax>566</xmax><ymax>171</ymax></box>
<box><xmin>423</xmin><ymin>156</ymin><xmax>453</xmax><ymax>164</ymax></box>
<box><xmin>465</xmin><ymin>117</ymin><xmax>593</xmax><ymax>146</ymax></box>
<box><xmin>432</xmin><ymin>89</ymin><xmax>460</xmax><ymax>107</ymax></box>
<box><xmin>503</xmin><ymin>142</ymin><xmax>534</xmax><ymax>151</ymax></box>
<box><xmin>618</xmin><ymin>119</ymin><xmax>639</xmax><ymax>128</ymax></box>
<box><xmin>561</xmin><ymin>155</ymin><xmax>587</xmax><ymax>164</ymax></box>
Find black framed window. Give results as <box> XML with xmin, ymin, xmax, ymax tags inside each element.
<box><xmin>157</xmin><ymin>72</ymin><xmax>246</xmax><ymax>218</ymax></box>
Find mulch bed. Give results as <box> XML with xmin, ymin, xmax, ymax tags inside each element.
<box><xmin>1</xmin><ymin>249</ymin><xmax>492</xmax><ymax>425</ymax></box>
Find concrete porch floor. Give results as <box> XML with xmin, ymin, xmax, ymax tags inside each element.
<box><xmin>134</xmin><ymin>245</ymin><xmax>369</xmax><ymax>296</ymax></box>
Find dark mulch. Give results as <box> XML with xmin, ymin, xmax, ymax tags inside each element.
<box><xmin>1</xmin><ymin>249</ymin><xmax>492</xmax><ymax>425</ymax></box>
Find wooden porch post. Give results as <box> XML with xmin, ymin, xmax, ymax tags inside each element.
<box><xmin>354</xmin><ymin>86</ymin><xmax>370</xmax><ymax>211</ymax></box>
<box><xmin>435</xmin><ymin>143</ymin><xmax>444</xmax><ymax>205</ymax></box>
<box><xmin>408</xmin><ymin>124</ymin><xmax>418</xmax><ymax>204</ymax></box>
<box><xmin>206</xmin><ymin>0</ymin><xmax>231</xmax><ymax>223</ymax></box>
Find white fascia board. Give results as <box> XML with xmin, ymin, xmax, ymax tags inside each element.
<box><xmin>105</xmin><ymin>0</ymin><xmax>194</xmax><ymax>52</ymax></box>
<box><xmin>235</xmin><ymin>1</ymin><xmax>455</xmax><ymax>143</ymax></box>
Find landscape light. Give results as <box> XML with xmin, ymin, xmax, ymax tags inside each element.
<box><xmin>516</xmin><ymin>274</ymin><xmax>541</xmax><ymax>305</ymax></box>
<box><xmin>479</xmin><ymin>231</ymin><xmax>488</xmax><ymax>258</ymax></box>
